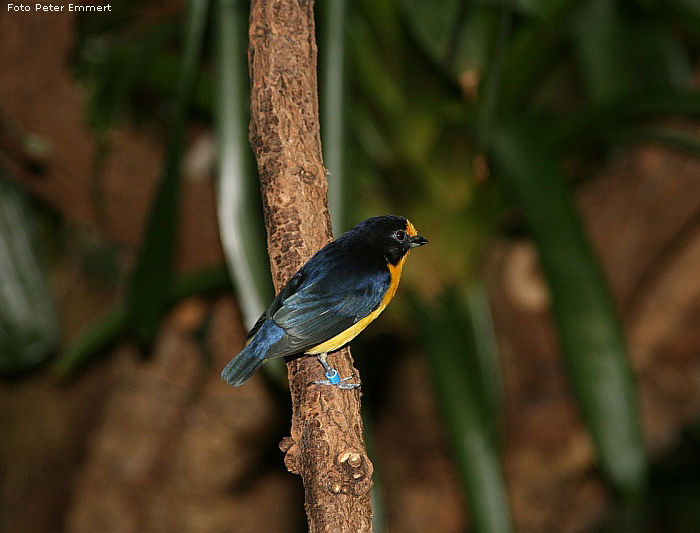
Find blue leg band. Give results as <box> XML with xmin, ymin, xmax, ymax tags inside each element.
<box><xmin>325</xmin><ymin>368</ymin><xmax>340</xmax><ymax>384</ymax></box>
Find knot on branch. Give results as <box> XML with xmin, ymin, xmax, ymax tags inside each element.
<box><xmin>297</xmin><ymin>165</ymin><xmax>320</xmax><ymax>184</ymax></box>
<box><xmin>324</xmin><ymin>449</ymin><xmax>373</xmax><ymax>496</ymax></box>
<box><xmin>279</xmin><ymin>436</ymin><xmax>300</xmax><ymax>474</ymax></box>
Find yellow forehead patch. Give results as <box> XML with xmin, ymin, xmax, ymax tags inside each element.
<box><xmin>405</xmin><ymin>219</ymin><xmax>418</xmax><ymax>237</ymax></box>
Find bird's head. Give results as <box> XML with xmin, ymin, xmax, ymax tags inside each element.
<box><xmin>348</xmin><ymin>215</ymin><xmax>428</xmax><ymax>266</ymax></box>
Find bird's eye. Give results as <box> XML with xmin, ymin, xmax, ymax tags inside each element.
<box><xmin>393</xmin><ymin>230</ymin><xmax>407</xmax><ymax>242</ymax></box>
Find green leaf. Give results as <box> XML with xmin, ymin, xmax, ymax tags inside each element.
<box><xmin>477</xmin><ymin>9</ymin><xmax>513</xmax><ymax>153</ymax></box>
<box><xmin>625</xmin><ymin>22</ymin><xmax>695</xmax><ymax>92</ymax></box>
<box><xmin>552</xmin><ymin>91</ymin><xmax>700</xmax><ymax>153</ymax></box>
<box><xmin>215</xmin><ymin>0</ymin><xmax>272</xmax><ymax>330</ymax></box>
<box><xmin>399</xmin><ymin>0</ymin><xmax>577</xmax><ymax>86</ymax></box>
<box><xmin>0</xmin><ymin>177</ymin><xmax>60</xmax><ymax>375</ymax></box>
<box><xmin>466</xmin><ymin>284</ymin><xmax>504</xmax><ymax>420</ymax></box>
<box><xmin>607</xmin><ymin>124</ymin><xmax>700</xmax><ymax>158</ymax></box>
<box><xmin>76</xmin><ymin>20</ymin><xmax>180</xmax><ymax>131</ymax></box>
<box><xmin>400</xmin><ymin>0</ymin><xmax>467</xmax><ymax>76</ymax></box>
<box><xmin>670</xmin><ymin>0</ymin><xmax>700</xmax><ymax>40</ymax></box>
<box><xmin>491</xmin><ymin>119</ymin><xmax>648</xmax><ymax>498</ymax></box>
<box><xmin>125</xmin><ymin>0</ymin><xmax>210</xmax><ymax>342</ymax></box>
<box><xmin>319</xmin><ymin>0</ymin><xmax>348</xmax><ymax>234</ymax></box>
<box><xmin>412</xmin><ymin>289</ymin><xmax>512</xmax><ymax>533</ymax></box>
<box><xmin>498</xmin><ymin>20</ymin><xmax>568</xmax><ymax>110</ymax></box>
<box><xmin>54</xmin><ymin>305</ymin><xmax>128</xmax><ymax>378</ymax></box>
<box><xmin>571</xmin><ymin>0</ymin><xmax>630</xmax><ymax>105</ymax></box>
<box><xmin>347</xmin><ymin>16</ymin><xmax>405</xmax><ymax>121</ymax></box>
<box><xmin>56</xmin><ymin>267</ymin><xmax>231</xmax><ymax>377</ymax></box>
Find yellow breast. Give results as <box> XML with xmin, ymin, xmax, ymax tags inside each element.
<box><xmin>306</xmin><ymin>254</ymin><xmax>408</xmax><ymax>355</ymax></box>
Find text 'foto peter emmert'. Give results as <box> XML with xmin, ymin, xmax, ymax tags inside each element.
<box><xmin>8</xmin><ymin>3</ymin><xmax>112</xmax><ymax>12</ymax></box>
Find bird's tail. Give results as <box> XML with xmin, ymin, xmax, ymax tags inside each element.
<box><xmin>221</xmin><ymin>344</ymin><xmax>266</xmax><ymax>387</ymax></box>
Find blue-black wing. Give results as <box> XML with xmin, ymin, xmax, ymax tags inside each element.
<box><xmin>270</xmin><ymin>282</ymin><xmax>379</xmax><ymax>355</ymax></box>
<box><xmin>256</xmin><ymin>264</ymin><xmax>390</xmax><ymax>359</ymax></box>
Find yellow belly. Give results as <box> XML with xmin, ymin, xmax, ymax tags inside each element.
<box><xmin>306</xmin><ymin>255</ymin><xmax>407</xmax><ymax>354</ymax></box>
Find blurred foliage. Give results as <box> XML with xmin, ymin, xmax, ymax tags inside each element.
<box><xmin>125</xmin><ymin>0</ymin><xmax>210</xmax><ymax>343</ymax></box>
<box><xmin>214</xmin><ymin>0</ymin><xmax>273</xmax><ymax>328</ymax></box>
<box><xmin>318</xmin><ymin>0</ymin><xmax>349</xmax><ymax>234</ymax></box>
<box><xmin>412</xmin><ymin>287</ymin><xmax>511</xmax><ymax>533</ymax></box>
<box><xmin>55</xmin><ymin>0</ymin><xmax>214</xmax><ymax>374</ymax></box>
<box><xmin>0</xmin><ymin>176</ymin><xmax>60</xmax><ymax>376</ymax></box>
<box><xmin>28</xmin><ymin>0</ymin><xmax>700</xmax><ymax>529</ymax></box>
<box><xmin>348</xmin><ymin>0</ymin><xmax>700</xmax><ymax>524</ymax></box>
<box><xmin>214</xmin><ymin>0</ymin><xmax>287</xmax><ymax>384</ymax></box>
<box><xmin>493</xmin><ymin>119</ymin><xmax>646</xmax><ymax>496</ymax></box>
<box><xmin>55</xmin><ymin>266</ymin><xmax>230</xmax><ymax>377</ymax></box>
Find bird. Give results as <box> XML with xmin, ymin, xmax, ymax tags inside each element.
<box><xmin>221</xmin><ymin>215</ymin><xmax>428</xmax><ymax>389</ymax></box>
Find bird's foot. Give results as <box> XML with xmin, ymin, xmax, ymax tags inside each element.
<box><xmin>313</xmin><ymin>368</ymin><xmax>361</xmax><ymax>390</ymax></box>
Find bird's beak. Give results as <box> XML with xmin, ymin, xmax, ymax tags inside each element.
<box><xmin>409</xmin><ymin>234</ymin><xmax>428</xmax><ymax>248</ymax></box>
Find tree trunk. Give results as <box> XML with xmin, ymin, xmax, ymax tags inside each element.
<box><xmin>247</xmin><ymin>1</ymin><xmax>374</xmax><ymax>531</ymax></box>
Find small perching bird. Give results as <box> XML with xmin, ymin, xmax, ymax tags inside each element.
<box><xmin>221</xmin><ymin>215</ymin><xmax>428</xmax><ymax>389</ymax></box>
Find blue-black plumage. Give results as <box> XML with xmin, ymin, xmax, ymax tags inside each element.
<box><xmin>221</xmin><ymin>215</ymin><xmax>428</xmax><ymax>389</ymax></box>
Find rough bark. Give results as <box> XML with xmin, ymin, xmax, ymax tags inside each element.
<box><xmin>247</xmin><ymin>1</ymin><xmax>374</xmax><ymax>531</ymax></box>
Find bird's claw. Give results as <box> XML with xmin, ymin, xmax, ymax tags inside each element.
<box><xmin>313</xmin><ymin>368</ymin><xmax>361</xmax><ymax>389</ymax></box>
<box><xmin>313</xmin><ymin>377</ymin><xmax>361</xmax><ymax>389</ymax></box>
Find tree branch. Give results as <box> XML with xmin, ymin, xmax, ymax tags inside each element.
<box><xmin>247</xmin><ymin>0</ymin><xmax>373</xmax><ymax>531</ymax></box>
